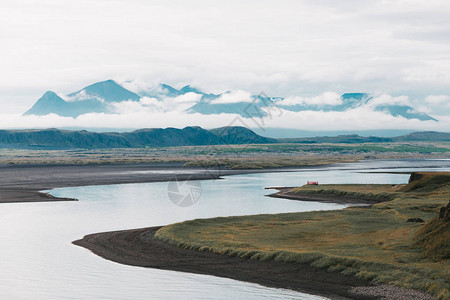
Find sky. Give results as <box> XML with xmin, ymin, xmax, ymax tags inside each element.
<box><xmin>0</xmin><ymin>0</ymin><xmax>449</xmax><ymax>131</ymax></box>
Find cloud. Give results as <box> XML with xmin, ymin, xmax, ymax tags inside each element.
<box><xmin>62</xmin><ymin>90</ymin><xmax>104</xmax><ymax>102</ymax></box>
<box><xmin>109</xmin><ymin>97</ymin><xmax>161</xmax><ymax>114</ymax></box>
<box><xmin>280</xmin><ymin>92</ymin><xmax>342</xmax><ymax>106</ymax></box>
<box><xmin>3</xmin><ymin>0</ymin><xmax>450</xmax><ymax>113</ymax></box>
<box><xmin>415</xmin><ymin>105</ymin><xmax>433</xmax><ymax>114</ymax></box>
<box><xmin>366</xmin><ymin>95</ymin><xmax>411</xmax><ymax>107</ymax></box>
<box><xmin>414</xmin><ymin>94</ymin><xmax>450</xmax><ymax>116</ymax></box>
<box><xmin>110</xmin><ymin>92</ymin><xmax>202</xmax><ymax>114</ymax></box>
<box><xmin>0</xmin><ymin>99</ymin><xmax>448</xmax><ymax>134</ymax></box>
<box><xmin>120</xmin><ymin>79</ymin><xmax>165</xmax><ymax>95</ymax></box>
<box><xmin>171</xmin><ymin>92</ymin><xmax>202</xmax><ymax>104</ymax></box>
<box><xmin>262</xmin><ymin>106</ymin><xmax>448</xmax><ymax>132</ymax></box>
<box><xmin>425</xmin><ymin>95</ymin><xmax>450</xmax><ymax>104</ymax></box>
<box><xmin>210</xmin><ymin>90</ymin><xmax>253</xmax><ymax>104</ymax></box>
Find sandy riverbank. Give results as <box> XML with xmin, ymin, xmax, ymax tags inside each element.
<box><xmin>74</xmin><ymin>225</ymin><xmax>436</xmax><ymax>300</ymax></box>
<box><xmin>73</xmin><ymin>226</ymin><xmax>375</xmax><ymax>300</ymax></box>
<box><xmin>0</xmin><ymin>162</ymin><xmax>304</xmax><ymax>203</ymax></box>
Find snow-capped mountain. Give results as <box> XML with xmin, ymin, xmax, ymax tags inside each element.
<box><xmin>24</xmin><ymin>80</ymin><xmax>437</xmax><ymax>122</ymax></box>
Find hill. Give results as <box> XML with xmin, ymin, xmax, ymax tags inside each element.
<box><xmin>0</xmin><ymin>128</ymin><xmax>447</xmax><ymax>149</ymax></box>
<box><xmin>0</xmin><ymin>126</ymin><xmax>275</xmax><ymax>149</ymax></box>
<box><xmin>279</xmin><ymin>131</ymin><xmax>450</xmax><ymax>144</ymax></box>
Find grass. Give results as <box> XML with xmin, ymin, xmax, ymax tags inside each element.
<box><xmin>414</xmin><ymin>211</ymin><xmax>450</xmax><ymax>261</ymax></box>
<box><xmin>0</xmin><ymin>142</ymin><xmax>448</xmax><ymax>168</ymax></box>
<box><xmin>290</xmin><ymin>184</ymin><xmax>402</xmax><ymax>202</ymax></box>
<box><xmin>182</xmin><ymin>156</ymin><xmax>356</xmax><ymax>169</ymax></box>
<box><xmin>155</xmin><ymin>172</ymin><xmax>450</xmax><ymax>299</ymax></box>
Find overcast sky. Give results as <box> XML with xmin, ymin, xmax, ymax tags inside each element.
<box><xmin>0</xmin><ymin>0</ymin><xmax>449</xmax><ymax>130</ymax></box>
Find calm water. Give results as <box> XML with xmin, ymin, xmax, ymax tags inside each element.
<box><xmin>0</xmin><ymin>159</ymin><xmax>449</xmax><ymax>300</ymax></box>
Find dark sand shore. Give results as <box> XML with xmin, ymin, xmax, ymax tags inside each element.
<box><xmin>73</xmin><ymin>227</ymin><xmax>375</xmax><ymax>300</ymax></box>
<box><xmin>0</xmin><ymin>163</ymin><xmax>296</xmax><ymax>203</ymax></box>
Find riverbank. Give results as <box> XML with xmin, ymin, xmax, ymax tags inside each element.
<box><xmin>266</xmin><ymin>183</ymin><xmax>401</xmax><ymax>206</ymax></box>
<box><xmin>75</xmin><ymin>172</ymin><xmax>449</xmax><ymax>299</ymax></box>
<box><xmin>0</xmin><ymin>162</ymin><xmax>303</xmax><ymax>203</ymax></box>
<box><xmin>1</xmin><ymin>143</ymin><xmax>448</xmax><ymax>203</ymax></box>
<box><xmin>2</xmin><ymin>156</ymin><xmax>449</xmax><ymax>204</ymax></box>
<box><xmin>73</xmin><ymin>226</ymin><xmax>375</xmax><ymax>300</ymax></box>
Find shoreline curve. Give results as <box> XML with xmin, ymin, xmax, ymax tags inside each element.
<box><xmin>73</xmin><ymin>226</ymin><xmax>376</xmax><ymax>300</ymax></box>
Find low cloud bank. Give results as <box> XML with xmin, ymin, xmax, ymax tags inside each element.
<box><xmin>281</xmin><ymin>92</ymin><xmax>342</xmax><ymax>106</ymax></box>
<box><xmin>210</xmin><ymin>90</ymin><xmax>254</xmax><ymax>104</ymax></box>
<box><xmin>5</xmin><ymin>89</ymin><xmax>448</xmax><ymax>132</ymax></box>
<box><xmin>0</xmin><ymin>107</ymin><xmax>448</xmax><ymax>133</ymax></box>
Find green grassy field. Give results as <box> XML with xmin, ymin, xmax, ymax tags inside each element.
<box><xmin>0</xmin><ymin>148</ymin><xmax>356</xmax><ymax>168</ymax></box>
<box><xmin>0</xmin><ymin>142</ymin><xmax>448</xmax><ymax>168</ymax></box>
<box><xmin>155</xmin><ymin>172</ymin><xmax>450</xmax><ymax>299</ymax></box>
<box><xmin>0</xmin><ymin>142</ymin><xmax>450</xmax><ymax>169</ymax></box>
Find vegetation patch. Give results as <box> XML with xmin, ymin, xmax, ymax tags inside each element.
<box><xmin>414</xmin><ymin>201</ymin><xmax>450</xmax><ymax>261</ymax></box>
<box><xmin>155</xmin><ymin>172</ymin><xmax>450</xmax><ymax>299</ymax></box>
<box><xmin>290</xmin><ymin>184</ymin><xmax>399</xmax><ymax>202</ymax></box>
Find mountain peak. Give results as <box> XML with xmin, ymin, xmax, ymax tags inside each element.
<box><xmin>23</xmin><ymin>91</ymin><xmax>68</xmax><ymax>116</ymax></box>
<box><xmin>160</xmin><ymin>84</ymin><xmax>182</xmax><ymax>97</ymax></box>
<box><xmin>33</xmin><ymin>91</ymin><xmax>65</xmax><ymax>105</ymax></box>
<box><xmin>68</xmin><ymin>80</ymin><xmax>141</xmax><ymax>102</ymax></box>
<box><xmin>84</xmin><ymin>79</ymin><xmax>120</xmax><ymax>90</ymax></box>
<box><xmin>42</xmin><ymin>91</ymin><xmax>59</xmax><ymax>97</ymax></box>
<box><xmin>180</xmin><ymin>85</ymin><xmax>203</xmax><ymax>94</ymax></box>
<box><xmin>341</xmin><ymin>93</ymin><xmax>369</xmax><ymax>100</ymax></box>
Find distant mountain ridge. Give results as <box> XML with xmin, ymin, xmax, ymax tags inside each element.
<box><xmin>280</xmin><ymin>131</ymin><xmax>450</xmax><ymax>144</ymax></box>
<box><xmin>0</xmin><ymin>126</ymin><xmax>276</xmax><ymax>149</ymax></box>
<box><xmin>23</xmin><ymin>80</ymin><xmax>437</xmax><ymax>121</ymax></box>
<box><xmin>0</xmin><ymin>127</ymin><xmax>448</xmax><ymax>150</ymax></box>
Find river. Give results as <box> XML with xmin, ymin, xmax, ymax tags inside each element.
<box><xmin>0</xmin><ymin>159</ymin><xmax>449</xmax><ymax>299</ymax></box>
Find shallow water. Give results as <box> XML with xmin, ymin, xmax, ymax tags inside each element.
<box><xmin>0</xmin><ymin>159</ymin><xmax>449</xmax><ymax>299</ymax></box>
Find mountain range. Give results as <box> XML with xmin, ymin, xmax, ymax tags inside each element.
<box><xmin>0</xmin><ymin>127</ymin><xmax>448</xmax><ymax>150</ymax></box>
<box><xmin>24</xmin><ymin>80</ymin><xmax>437</xmax><ymax>121</ymax></box>
<box><xmin>0</xmin><ymin>126</ymin><xmax>276</xmax><ymax>149</ymax></box>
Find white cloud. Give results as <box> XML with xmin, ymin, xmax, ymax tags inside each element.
<box><xmin>0</xmin><ymin>99</ymin><xmax>448</xmax><ymax>133</ymax></box>
<box><xmin>63</xmin><ymin>90</ymin><xmax>104</xmax><ymax>103</ymax></box>
<box><xmin>210</xmin><ymin>91</ymin><xmax>253</xmax><ymax>104</ymax></box>
<box><xmin>366</xmin><ymin>95</ymin><xmax>411</xmax><ymax>107</ymax></box>
<box><xmin>2</xmin><ymin>1</ymin><xmax>450</xmax><ymax>132</ymax></box>
<box><xmin>262</xmin><ymin>106</ymin><xmax>447</xmax><ymax>132</ymax></box>
<box><xmin>120</xmin><ymin>79</ymin><xmax>165</xmax><ymax>95</ymax></box>
<box><xmin>140</xmin><ymin>97</ymin><xmax>161</xmax><ymax>106</ymax></box>
<box><xmin>110</xmin><ymin>97</ymin><xmax>161</xmax><ymax>114</ymax></box>
<box><xmin>416</xmin><ymin>105</ymin><xmax>433</xmax><ymax>114</ymax></box>
<box><xmin>171</xmin><ymin>92</ymin><xmax>202</xmax><ymax>104</ymax></box>
<box><xmin>281</xmin><ymin>92</ymin><xmax>342</xmax><ymax>106</ymax></box>
<box><xmin>2</xmin><ymin>0</ymin><xmax>450</xmax><ymax>114</ymax></box>
<box><xmin>110</xmin><ymin>92</ymin><xmax>202</xmax><ymax>114</ymax></box>
<box><xmin>161</xmin><ymin>93</ymin><xmax>202</xmax><ymax>112</ymax></box>
<box><xmin>425</xmin><ymin>95</ymin><xmax>450</xmax><ymax>104</ymax></box>
<box><xmin>414</xmin><ymin>94</ymin><xmax>450</xmax><ymax>116</ymax></box>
